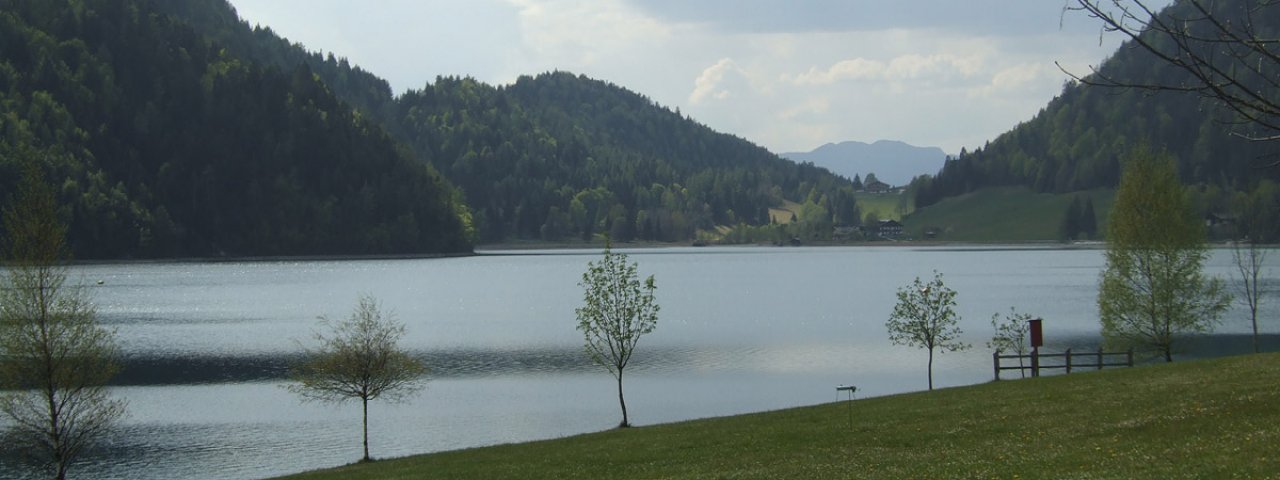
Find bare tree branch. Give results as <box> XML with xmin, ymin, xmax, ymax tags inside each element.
<box><xmin>1064</xmin><ymin>0</ymin><xmax>1280</xmax><ymax>167</ymax></box>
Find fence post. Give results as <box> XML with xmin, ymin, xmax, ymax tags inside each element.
<box><xmin>1031</xmin><ymin>346</ymin><xmax>1040</xmax><ymax>378</ymax></box>
<box><xmin>1065</xmin><ymin>348</ymin><xmax>1072</xmax><ymax>374</ymax></box>
<box><xmin>1097</xmin><ymin>347</ymin><xmax>1104</xmax><ymax>370</ymax></box>
<box><xmin>993</xmin><ymin>351</ymin><xmax>1000</xmax><ymax>381</ymax></box>
<box><xmin>1126</xmin><ymin>348</ymin><xmax>1134</xmax><ymax>367</ymax></box>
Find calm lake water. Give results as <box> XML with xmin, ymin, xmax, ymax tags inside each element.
<box><xmin>1</xmin><ymin>246</ymin><xmax>1276</xmax><ymax>479</ymax></box>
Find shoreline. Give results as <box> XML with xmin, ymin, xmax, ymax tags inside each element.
<box><xmin>68</xmin><ymin>250</ymin><xmax>476</xmax><ymax>266</ymax></box>
<box><xmin>65</xmin><ymin>238</ymin><xmax>1273</xmax><ymax>265</ymax></box>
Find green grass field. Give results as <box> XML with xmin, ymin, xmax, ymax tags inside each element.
<box><xmin>277</xmin><ymin>353</ymin><xmax>1279</xmax><ymax>479</ymax></box>
<box><xmin>903</xmin><ymin>187</ymin><xmax>1115</xmax><ymax>242</ymax></box>
<box><xmin>854</xmin><ymin>191</ymin><xmax>911</xmax><ymax>221</ymax></box>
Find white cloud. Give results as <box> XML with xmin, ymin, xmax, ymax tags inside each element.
<box><xmin>505</xmin><ymin>0</ymin><xmax>674</xmax><ymax>74</ymax></box>
<box><xmin>690</xmin><ymin>58</ymin><xmax>744</xmax><ymax>104</ymax></box>
<box><xmin>970</xmin><ymin>63</ymin><xmax>1056</xmax><ymax>99</ymax></box>
<box><xmin>787</xmin><ymin>53</ymin><xmax>984</xmax><ymax>86</ymax></box>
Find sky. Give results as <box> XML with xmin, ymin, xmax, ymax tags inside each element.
<box><xmin>228</xmin><ymin>0</ymin><xmax>1173</xmax><ymax>156</ymax></box>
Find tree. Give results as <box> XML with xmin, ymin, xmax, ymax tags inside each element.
<box><xmin>988</xmin><ymin>308</ymin><xmax>1034</xmax><ymax>379</ymax></box>
<box><xmin>289</xmin><ymin>294</ymin><xmax>427</xmax><ymax>462</ymax></box>
<box><xmin>0</xmin><ymin>163</ymin><xmax>126</xmax><ymax>480</ymax></box>
<box><xmin>1080</xmin><ymin>197</ymin><xmax>1098</xmax><ymax>239</ymax></box>
<box><xmin>1098</xmin><ymin>147</ymin><xmax>1231</xmax><ymax>362</ymax></box>
<box><xmin>1232</xmin><ymin>238</ymin><xmax>1269</xmax><ymax>353</ymax></box>
<box><xmin>1059</xmin><ymin>196</ymin><xmax>1083</xmax><ymax>241</ymax></box>
<box><xmin>885</xmin><ymin>271</ymin><xmax>969</xmax><ymax>391</ymax></box>
<box><xmin>1064</xmin><ymin>0</ymin><xmax>1280</xmax><ymax>166</ymax></box>
<box><xmin>575</xmin><ymin>241</ymin><xmax>659</xmax><ymax>427</ymax></box>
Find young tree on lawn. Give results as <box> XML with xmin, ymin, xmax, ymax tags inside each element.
<box><xmin>576</xmin><ymin>241</ymin><xmax>659</xmax><ymax>428</ymax></box>
<box><xmin>1099</xmin><ymin>147</ymin><xmax>1231</xmax><ymax>361</ymax></box>
<box><xmin>1232</xmin><ymin>237</ymin><xmax>1269</xmax><ymax>353</ymax></box>
<box><xmin>0</xmin><ymin>163</ymin><xmax>125</xmax><ymax>480</ymax></box>
<box><xmin>886</xmin><ymin>271</ymin><xmax>969</xmax><ymax>391</ymax></box>
<box><xmin>289</xmin><ymin>294</ymin><xmax>426</xmax><ymax>462</ymax></box>
<box><xmin>988</xmin><ymin>308</ymin><xmax>1034</xmax><ymax>379</ymax></box>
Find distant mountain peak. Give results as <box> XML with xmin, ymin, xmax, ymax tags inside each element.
<box><xmin>783</xmin><ymin>140</ymin><xmax>946</xmax><ymax>186</ymax></box>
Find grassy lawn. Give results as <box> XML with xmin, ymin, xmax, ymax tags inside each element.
<box><xmin>768</xmin><ymin>199</ymin><xmax>804</xmax><ymax>224</ymax></box>
<box><xmin>855</xmin><ymin>191</ymin><xmax>910</xmax><ymax>221</ymax></box>
<box><xmin>904</xmin><ymin>187</ymin><xmax>1114</xmax><ymax>242</ymax></box>
<box><xmin>278</xmin><ymin>353</ymin><xmax>1279</xmax><ymax>479</ymax></box>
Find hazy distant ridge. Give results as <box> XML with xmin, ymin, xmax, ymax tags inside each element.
<box><xmin>783</xmin><ymin>140</ymin><xmax>947</xmax><ymax>186</ymax></box>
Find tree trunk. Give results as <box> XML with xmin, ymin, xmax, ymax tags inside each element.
<box><xmin>616</xmin><ymin>373</ymin><xmax>629</xmax><ymax>428</ymax></box>
<box><xmin>1164</xmin><ymin>347</ymin><xmax>1173</xmax><ymax>363</ymax></box>
<box><xmin>927</xmin><ymin>347</ymin><xmax>935</xmax><ymax>391</ymax></box>
<box><xmin>362</xmin><ymin>396</ymin><xmax>370</xmax><ymax>462</ymax></box>
<box><xmin>1253</xmin><ymin>311</ymin><xmax>1260</xmax><ymax>354</ymax></box>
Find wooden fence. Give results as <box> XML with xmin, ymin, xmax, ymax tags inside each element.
<box><xmin>993</xmin><ymin>348</ymin><xmax>1133</xmax><ymax>380</ymax></box>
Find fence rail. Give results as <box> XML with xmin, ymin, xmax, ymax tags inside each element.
<box><xmin>993</xmin><ymin>348</ymin><xmax>1133</xmax><ymax>380</ymax></box>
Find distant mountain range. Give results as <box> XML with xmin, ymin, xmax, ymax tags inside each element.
<box><xmin>782</xmin><ymin>140</ymin><xmax>947</xmax><ymax>186</ymax></box>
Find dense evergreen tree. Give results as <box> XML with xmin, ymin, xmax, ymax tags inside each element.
<box><xmin>1059</xmin><ymin>196</ymin><xmax>1083</xmax><ymax>241</ymax></box>
<box><xmin>1080</xmin><ymin>197</ymin><xmax>1097</xmax><ymax>239</ymax></box>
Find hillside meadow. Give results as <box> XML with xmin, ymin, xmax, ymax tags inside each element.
<box><xmin>904</xmin><ymin>187</ymin><xmax>1115</xmax><ymax>242</ymax></box>
<box><xmin>277</xmin><ymin>352</ymin><xmax>1278</xmax><ymax>479</ymax></box>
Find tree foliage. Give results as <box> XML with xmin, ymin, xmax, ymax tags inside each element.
<box><xmin>1098</xmin><ymin>147</ymin><xmax>1231</xmax><ymax>361</ymax></box>
<box><xmin>885</xmin><ymin>271</ymin><xmax>969</xmax><ymax>391</ymax></box>
<box><xmin>0</xmin><ymin>162</ymin><xmax>125</xmax><ymax>480</ymax></box>
<box><xmin>289</xmin><ymin>294</ymin><xmax>427</xmax><ymax>462</ymax></box>
<box><xmin>575</xmin><ymin>242</ymin><xmax>659</xmax><ymax>427</ymax></box>
<box><xmin>988</xmin><ymin>308</ymin><xmax>1034</xmax><ymax>379</ymax></box>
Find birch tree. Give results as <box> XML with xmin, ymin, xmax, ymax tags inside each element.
<box><xmin>886</xmin><ymin>271</ymin><xmax>969</xmax><ymax>391</ymax></box>
<box><xmin>576</xmin><ymin>242</ymin><xmax>659</xmax><ymax>428</ymax></box>
<box><xmin>0</xmin><ymin>163</ymin><xmax>125</xmax><ymax>480</ymax></box>
<box><xmin>289</xmin><ymin>295</ymin><xmax>426</xmax><ymax>462</ymax></box>
<box><xmin>988</xmin><ymin>308</ymin><xmax>1034</xmax><ymax>379</ymax></box>
<box><xmin>1232</xmin><ymin>238</ymin><xmax>1269</xmax><ymax>353</ymax></box>
<box><xmin>1099</xmin><ymin>147</ymin><xmax>1231</xmax><ymax>361</ymax></box>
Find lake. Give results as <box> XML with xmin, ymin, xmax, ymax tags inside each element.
<box><xmin>0</xmin><ymin>245</ymin><xmax>1275</xmax><ymax>479</ymax></box>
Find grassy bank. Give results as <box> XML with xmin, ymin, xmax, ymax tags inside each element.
<box><xmin>278</xmin><ymin>353</ymin><xmax>1279</xmax><ymax>479</ymax></box>
<box><xmin>904</xmin><ymin>187</ymin><xmax>1115</xmax><ymax>242</ymax></box>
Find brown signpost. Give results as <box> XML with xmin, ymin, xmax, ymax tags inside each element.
<box><xmin>1029</xmin><ymin>318</ymin><xmax>1043</xmax><ymax>377</ymax></box>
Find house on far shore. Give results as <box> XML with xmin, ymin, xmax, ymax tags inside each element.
<box><xmin>1205</xmin><ymin>212</ymin><xmax>1237</xmax><ymax>239</ymax></box>
<box><xmin>878</xmin><ymin>219</ymin><xmax>904</xmax><ymax>239</ymax></box>
<box><xmin>864</xmin><ymin>179</ymin><xmax>892</xmax><ymax>193</ymax></box>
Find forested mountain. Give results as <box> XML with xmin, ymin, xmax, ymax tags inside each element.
<box><xmin>909</xmin><ymin>0</ymin><xmax>1280</xmax><ymax>241</ymax></box>
<box><xmin>387</xmin><ymin>72</ymin><xmax>859</xmax><ymax>242</ymax></box>
<box><xmin>0</xmin><ymin>0</ymin><xmax>473</xmax><ymax>258</ymax></box>
<box><xmin>1</xmin><ymin>0</ymin><xmax>860</xmax><ymax>253</ymax></box>
<box><xmin>161</xmin><ymin>1</ymin><xmax>859</xmax><ymax>243</ymax></box>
